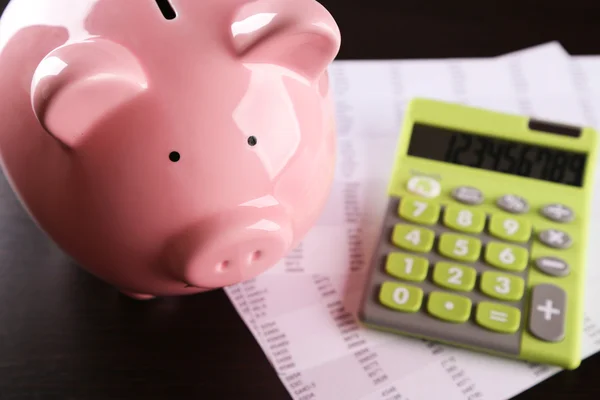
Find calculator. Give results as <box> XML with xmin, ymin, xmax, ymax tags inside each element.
<box><xmin>357</xmin><ymin>97</ymin><xmax>598</xmax><ymax>369</ymax></box>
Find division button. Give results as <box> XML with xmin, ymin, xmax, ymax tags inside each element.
<box><xmin>529</xmin><ymin>284</ymin><xmax>566</xmax><ymax>342</ymax></box>
<box><xmin>540</xmin><ymin>204</ymin><xmax>574</xmax><ymax>223</ymax></box>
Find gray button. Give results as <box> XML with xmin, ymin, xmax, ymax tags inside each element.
<box><xmin>452</xmin><ymin>186</ymin><xmax>484</xmax><ymax>205</ymax></box>
<box><xmin>496</xmin><ymin>195</ymin><xmax>529</xmax><ymax>214</ymax></box>
<box><xmin>535</xmin><ymin>257</ymin><xmax>570</xmax><ymax>277</ymax></box>
<box><xmin>538</xmin><ymin>229</ymin><xmax>572</xmax><ymax>249</ymax></box>
<box><xmin>540</xmin><ymin>204</ymin><xmax>574</xmax><ymax>223</ymax></box>
<box><xmin>529</xmin><ymin>284</ymin><xmax>566</xmax><ymax>342</ymax></box>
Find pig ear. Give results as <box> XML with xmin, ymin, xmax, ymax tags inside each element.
<box><xmin>31</xmin><ymin>38</ymin><xmax>148</xmax><ymax>148</ymax></box>
<box><xmin>231</xmin><ymin>0</ymin><xmax>341</xmax><ymax>82</ymax></box>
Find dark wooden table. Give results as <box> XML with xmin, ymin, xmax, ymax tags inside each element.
<box><xmin>1</xmin><ymin>0</ymin><xmax>600</xmax><ymax>399</ymax></box>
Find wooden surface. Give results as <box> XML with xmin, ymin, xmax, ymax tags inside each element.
<box><xmin>1</xmin><ymin>0</ymin><xmax>600</xmax><ymax>399</ymax></box>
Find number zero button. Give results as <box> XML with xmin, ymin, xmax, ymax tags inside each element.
<box><xmin>386</xmin><ymin>253</ymin><xmax>429</xmax><ymax>282</ymax></box>
<box><xmin>432</xmin><ymin>262</ymin><xmax>476</xmax><ymax>292</ymax></box>
<box><xmin>399</xmin><ymin>197</ymin><xmax>441</xmax><ymax>225</ymax></box>
<box><xmin>484</xmin><ymin>242</ymin><xmax>528</xmax><ymax>272</ymax></box>
<box><xmin>427</xmin><ymin>291</ymin><xmax>472</xmax><ymax>323</ymax></box>
<box><xmin>443</xmin><ymin>205</ymin><xmax>485</xmax><ymax>234</ymax></box>
<box><xmin>489</xmin><ymin>214</ymin><xmax>532</xmax><ymax>243</ymax></box>
<box><xmin>379</xmin><ymin>281</ymin><xmax>423</xmax><ymax>313</ymax></box>
<box><xmin>476</xmin><ymin>302</ymin><xmax>521</xmax><ymax>334</ymax></box>
<box><xmin>392</xmin><ymin>224</ymin><xmax>435</xmax><ymax>253</ymax></box>
<box><xmin>480</xmin><ymin>271</ymin><xmax>525</xmax><ymax>301</ymax></box>
<box><xmin>438</xmin><ymin>233</ymin><xmax>482</xmax><ymax>262</ymax></box>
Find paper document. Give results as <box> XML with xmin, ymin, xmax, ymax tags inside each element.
<box><xmin>225</xmin><ymin>42</ymin><xmax>600</xmax><ymax>400</ymax></box>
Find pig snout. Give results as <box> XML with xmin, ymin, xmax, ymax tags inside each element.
<box><xmin>164</xmin><ymin>206</ymin><xmax>293</xmax><ymax>288</ymax></box>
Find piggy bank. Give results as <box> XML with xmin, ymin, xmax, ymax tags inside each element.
<box><xmin>0</xmin><ymin>0</ymin><xmax>340</xmax><ymax>299</ymax></box>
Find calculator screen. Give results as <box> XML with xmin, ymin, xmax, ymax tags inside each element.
<box><xmin>407</xmin><ymin>123</ymin><xmax>587</xmax><ymax>187</ymax></box>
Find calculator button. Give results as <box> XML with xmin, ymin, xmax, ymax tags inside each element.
<box><xmin>443</xmin><ymin>205</ymin><xmax>485</xmax><ymax>234</ymax></box>
<box><xmin>427</xmin><ymin>291</ymin><xmax>472</xmax><ymax>323</ymax></box>
<box><xmin>538</xmin><ymin>229</ymin><xmax>572</xmax><ymax>249</ymax></box>
<box><xmin>496</xmin><ymin>194</ymin><xmax>529</xmax><ymax>214</ymax></box>
<box><xmin>398</xmin><ymin>197</ymin><xmax>441</xmax><ymax>225</ymax></box>
<box><xmin>484</xmin><ymin>242</ymin><xmax>528</xmax><ymax>272</ymax></box>
<box><xmin>406</xmin><ymin>176</ymin><xmax>441</xmax><ymax>198</ymax></box>
<box><xmin>488</xmin><ymin>214</ymin><xmax>532</xmax><ymax>243</ymax></box>
<box><xmin>432</xmin><ymin>262</ymin><xmax>477</xmax><ymax>292</ymax></box>
<box><xmin>540</xmin><ymin>204</ymin><xmax>574</xmax><ymax>223</ymax></box>
<box><xmin>379</xmin><ymin>281</ymin><xmax>423</xmax><ymax>313</ymax></box>
<box><xmin>529</xmin><ymin>284</ymin><xmax>566</xmax><ymax>342</ymax></box>
<box><xmin>392</xmin><ymin>224</ymin><xmax>435</xmax><ymax>253</ymax></box>
<box><xmin>480</xmin><ymin>271</ymin><xmax>525</xmax><ymax>301</ymax></box>
<box><xmin>535</xmin><ymin>256</ymin><xmax>570</xmax><ymax>277</ymax></box>
<box><xmin>476</xmin><ymin>302</ymin><xmax>521</xmax><ymax>334</ymax></box>
<box><xmin>451</xmin><ymin>186</ymin><xmax>484</xmax><ymax>205</ymax></box>
<box><xmin>438</xmin><ymin>233</ymin><xmax>481</xmax><ymax>262</ymax></box>
<box><xmin>386</xmin><ymin>253</ymin><xmax>429</xmax><ymax>282</ymax></box>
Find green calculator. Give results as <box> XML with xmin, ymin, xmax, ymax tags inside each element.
<box><xmin>357</xmin><ymin>97</ymin><xmax>598</xmax><ymax>369</ymax></box>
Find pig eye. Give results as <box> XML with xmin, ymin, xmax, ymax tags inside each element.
<box><xmin>247</xmin><ymin>136</ymin><xmax>258</xmax><ymax>146</ymax></box>
<box><xmin>169</xmin><ymin>151</ymin><xmax>180</xmax><ymax>162</ymax></box>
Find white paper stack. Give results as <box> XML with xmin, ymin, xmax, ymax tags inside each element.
<box><xmin>224</xmin><ymin>42</ymin><xmax>600</xmax><ymax>400</ymax></box>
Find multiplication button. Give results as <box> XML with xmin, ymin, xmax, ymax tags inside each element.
<box><xmin>538</xmin><ymin>229</ymin><xmax>572</xmax><ymax>249</ymax></box>
<box><xmin>529</xmin><ymin>284</ymin><xmax>566</xmax><ymax>342</ymax></box>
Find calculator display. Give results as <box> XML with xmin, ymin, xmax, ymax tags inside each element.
<box><xmin>407</xmin><ymin>123</ymin><xmax>587</xmax><ymax>187</ymax></box>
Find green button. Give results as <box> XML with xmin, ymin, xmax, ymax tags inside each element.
<box><xmin>386</xmin><ymin>252</ymin><xmax>429</xmax><ymax>282</ymax></box>
<box><xmin>443</xmin><ymin>205</ymin><xmax>486</xmax><ymax>234</ymax></box>
<box><xmin>480</xmin><ymin>271</ymin><xmax>525</xmax><ymax>301</ymax></box>
<box><xmin>484</xmin><ymin>242</ymin><xmax>529</xmax><ymax>271</ymax></box>
<box><xmin>398</xmin><ymin>197</ymin><xmax>441</xmax><ymax>225</ymax></box>
<box><xmin>476</xmin><ymin>301</ymin><xmax>521</xmax><ymax>334</ymax></box>
<box><xmin>427</xmin><ymin>291</ymin><xmax>472</xmax><ymax>323</ymax></box>
<box><xmin>438</xmin><ymin>233</ymin><xmax>481</xmax><ymax>262</ymax></box>
<box><xmin>489</xmin><ymin>214</ymin><xmax>532</xmax><ymax>243</ymax></box>
<box><xmin>379</xmin><ymin>281</ymin><xmax>423</xmax><ymax>312</ymax></box>
<box><xmin>392</xmin><ymin>224</ymin><xmax>435</xmax><ymax>253</ymax></box>
<box><xmin>432</xmin><ymin>262</ymin><xmax>476</xmax><ymax>292</ymax></box>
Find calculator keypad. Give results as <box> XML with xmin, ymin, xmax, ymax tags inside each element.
<box><xmin>360</xmin><ymin>182</ymin><xmax>578</xmax><ymax>356</ymax></box>
<box><xmin>438</xmin><ymin>233</ymin><xmax>482</xmax><ymax>262</ymax></box>
<box><xmin>483</xmin><ymin>242</ymin><xmax>528</xmax><ymax>272</ymax></box>
<box><xmin>443</xmin><ymin>205</ymin><xmax>486</xmax><ymax>234</ymax></box>
<box><xmin>427</xmin><ymin>291</ymin><xmax>472</xmax><ymax>323</ymax></box>
<box><xmin>538</xmin><ymin>229</ymin><xmax>572</xmax><ymax>249</ymax></box>
<box><xmin>432</xmin><ymin>262</ymin><xmax>477</xmax><ymax>292</ymax></box>
<box><xmin>392</xmin><ymin>224</ymin><xmax>435</xmax><ymax>253</ymax></box>
<box><xmin>540</xmin><ymin>204</ymin><xmax>574</xmax><ymax>223</ymax></box>
<box><xmin>475</xmin><ymin>302</ymin><xmax>521</xmax><ymax>334</ymax></box>
<box><xmin>496</xmin><ymin>194</ymin><xmax>529</xmax><ymax>214</ymax></box>
<box><xmin>488</xmin><ymin>214</ymin><xmax>531</xmax><ymax>243</ymax></box>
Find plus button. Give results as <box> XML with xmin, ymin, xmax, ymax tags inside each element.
<box><xmin>536</xmin><ymin>299</ymin><xmax>561</xmax><ymax>321</ymax></box>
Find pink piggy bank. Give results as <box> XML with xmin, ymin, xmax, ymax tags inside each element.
<box><xmin>0</xmin><ymin>0</ymin><xmax>340</xmax><ymax>299</ymax></box>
